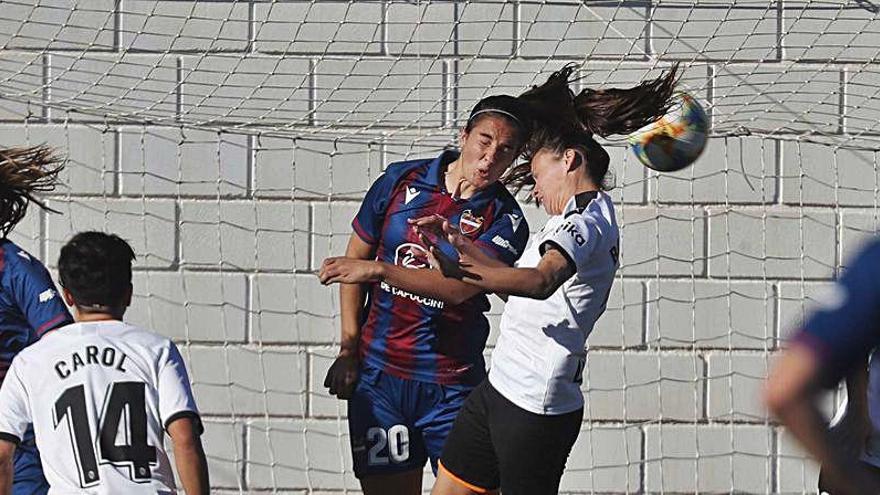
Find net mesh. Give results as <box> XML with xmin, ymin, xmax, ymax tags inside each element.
<box><xmin>3</xmin><ymin>0</ymin><xmax>878</xmax><ymax>493</ymax></box>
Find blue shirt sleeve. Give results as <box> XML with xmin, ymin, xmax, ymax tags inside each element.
<box><xmin>352</xmin><ymin>171</ymin><xmax>399</xmax><ymax>245</ymax></box>
<box><xmin>3</xmin><ymin>249</ymin><xmax>72</xmax><ymax>339</ymax></box>
<box><xmin>797</xmin><ymin>239</ymin><xmax>880</xmax><ymax>388</ymax></box>
<box><xmin>473</xmin><ymin>204</ymin><xmax>530</xmax><ymax>267</ymax></box>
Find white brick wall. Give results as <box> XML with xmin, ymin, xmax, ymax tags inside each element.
<box><xmin>7</xmin><ymin>0</ymin><xmax>880</xmax><ymax>492</ymax></box>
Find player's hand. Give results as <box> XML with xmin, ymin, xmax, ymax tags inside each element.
<box><xmin>323</xmin><ymin>353</ymin><xmax>360</xmax><ymax>400</ymax></box>
<box><xmin>318</xmin><ymin>257</ymin><xmax>382</xmax><ymax>285</ymax></box>
<box><xmin>409</xmin><ymin>214</ymin><xmax>471</xmax><ymax>252</ymax></box>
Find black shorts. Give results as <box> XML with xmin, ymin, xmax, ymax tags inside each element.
<box><xmin>439</xmin><ymin>379</ymin><xmax>583</xmax><ymax>495</ymax></box>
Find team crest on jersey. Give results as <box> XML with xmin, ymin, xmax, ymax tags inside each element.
<box><xmin>394</xmin><ymin>243</ymin><xmax>430</xmax><ymax>269</ymax></box>
<box><xmin>459</xmin><ymin>210</ymin><xmax>483</xmax><ymax>235</ymax></box>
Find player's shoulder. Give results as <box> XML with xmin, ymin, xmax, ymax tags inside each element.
<box><xmin>0</xmin><ymin>240</ymin><xmax>42</xmax><ymax>272</ymax></box>
<box><xmin>565</xmin><ymin>191</ymin><xmax>614</xmax><ymax>223</ymax></box>
<box><xmin>383</xmin><ymin>156</ymin><xmax>433</xmax><ymax>183</ymax></box>
<box><xmin>116</xmin><ymin>322</ymin><xmax>175</xmax><ymax>349</ymax></box>
<box><xmin>852</xmin><ymin>237</ymin><xmax>880</xmax><ymax>267</ymax></box>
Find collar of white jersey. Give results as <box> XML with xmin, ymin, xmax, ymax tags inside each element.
<box><xmin>563</xmin><ymin>190</ymin><xmax>600</xmax><ymax>216</ymax></box>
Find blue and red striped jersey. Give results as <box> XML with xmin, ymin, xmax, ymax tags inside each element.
<box><xmin>0</xmin><ymin>239</ymin><xmax>72</xmax><ymax>384</ymax></box>
<box><xmin>353</xmin><ymin>150</ymin><xmax>529</xmax><ymax>386</ymax></box>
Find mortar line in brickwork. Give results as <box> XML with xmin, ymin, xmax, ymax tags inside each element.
<box><xmin>640</xmin><ymin>281</ymin><xmax>649</xmax><ymax>347</ymax></box>
<box><xmin>240</xmin><ymin>422</ymin><xmax>249</xmax><ymax>491</ymax></box>
<box><xmin>644</xmin><ymin>0</ymin><xmax>653</xmax><ymax>58</ymax></box>
<box><xmin>172</xmin><ymin>200</ymin><xmax>182</xmax><ymax>269</ymax></box>
<box><xmin>706</xmin><ymin>65</ymin><xmax>715</xmax><ymax>134</ymax></box>
<box><xmin>175</xmin><ymin>57</ymin><xmax>183</xmax><ymax>123</ymax></box>
<box><xmin>41</xmin><ymin>53</ymin><xmax>50</xmax><ymax>122</ymax></box>
<box><xmin>304</xmin><ymin>351</ymin><xmax>312</xmax><ymax>419</ymax></box>
<box><xmin>113</xmin><ymin>128</ymin><xmax>122</xmax><ymax>196</ymax></box>
<box><xmin>512</xmin><ymin>0</ymin><xmax>521</xmax><ymax>57</ymax></box>
<box><xmin>776</xmin><ymin>0</ymin><xmax>784</xmax><ymax>61</ymax></box>
<box><xmin>246</xmin><ymin>134</ymin><xmax>256</xmax><ymax>198</ymax></box>
<box><xmin>772</xmin><ymin>282</ymin><xmax>782</xmax><ymax>347</ymax></box>
<box><xmin>773</xmin><ymin>139</ymin><xmax>783</xmax><ymax>205</ymax></box>
<box><xmin>770</xmin><ymin>425</ymin><xmax>779</xmax><ymax>493</ymax></box>
<box><xmin>113</xmin><ymin>0</ymin><xmax>122</xmax><ymax>52</ymax></box>
<box><xmin>639</xmin><ymin>423</ymin><xmax>647</xmax><ymax>492</ymax></box>
<box><xmin>247</xmin><ymin>1</ymin><xmax>256</xmax><ymax>54</ymax></box>
<box><xmin>380</xmin><ymin>0</ymin><xmax>389</xmax><ymax>56</ymax></box>
<box><xmin>839</xmin><ymin>67</ymin><xmax>848</xmax><ymax>135</ymax></box>
<box><xmin>699</xmin><ymin>353</ymin><xmax>708</xmax><ymax>421</ymax></box>
<box><xmin>702</xmin><ymin>205</ymin><xmax>711</xmax><ymax>279</ymax></box>
<box><xmin>244</xmin><ymin>274</ymin><xmax>254</xmax><ymax>344</ymax></box>
<box><xmin>308</xmin><ymin>59</ymin><xmax>317</xmax><ymax>127</ymax></box>
<box><xmin>39</xmin><ymin>208</ymin><xmax>48</xmax><ymax>265</ymax></box>
<box><xmin>306</xmin><ymin>203</ymin><xmax>314</xmax><ymax>274</ymax></box>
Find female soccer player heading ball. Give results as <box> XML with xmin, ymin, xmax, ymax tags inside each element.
<box><xmin>319</xmin><ymin>95</ymin><xmax>533</xmax><ymax>495</ymax></box>
<box><xmin>416</xmin><ymin>64</ymin><xmax>680</xmax><ymax>495</ymax></box>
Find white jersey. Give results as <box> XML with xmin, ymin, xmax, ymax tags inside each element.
<box><xmin>0</xmin><ymin>321</ymin><xmax>200</xmax><ymax>495</ymax></box>
<box><xmin>489</xmin><ymin>191</ymin><xmax>619</xmax><ymax>415</ymax></box>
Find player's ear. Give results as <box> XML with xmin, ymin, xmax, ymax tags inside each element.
<box><xmin>565</xmin><ymin>148</ymin><xmax>584</xmax><ymax>173</ymax></box>
<box><xmin>123</xmin><ymin>283</ymin><xmax>133</xmax><ymax>309</ymax></box>
<box><xmin>61</xmin><ymin>288</ymin><xmax>75</xmax><ymax>307</ymax></box>
<box><xmin>458</xmin><ymin>127</ymin><xmax>467</xmax><ymax>147</ymax></box>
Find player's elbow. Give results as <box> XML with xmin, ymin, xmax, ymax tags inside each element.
<box><xmin>527</xmin><ymin>274</ymin><xmax>557</xmax><ymax>300</ymax></box>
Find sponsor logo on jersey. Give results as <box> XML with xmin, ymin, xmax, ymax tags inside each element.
<box><xmin>17</xmin><ymin>250</ymin><xmax>30</xmax><ymax>261</ymax></box>
<box><xmin>380</xmin><ymin>281</ymin><xmax>444</xmax><ymax>309</ymax></box>
<box><xmin>389</xmin><ymin>243</ymin><xmax>444</xmax><ymax>308</ymax></box>
<box><xmin>394</xmin><ymin>243</ymin><xmax>430</xmax><ymax>270</ymax></box>
<box><xmin>404</xmin><ymin>186</ymin><xmax>421</xmax><ymax>205</ymax></box>
<box><xmin>459</xmin><ymin>210</ymin><xmax>483</xmax><ymax>235</ymax></box>
<box><xmin>506</xmin><ymin>212</ymin><xmax>522</xmax><ymax>232</ymax></box>
<box><xmin>492</xmin><ymin>235</ymin><xmax>519</xmax><ymax>256</ymax></box>
<box><xmin>557</xmin><ymin>221</ymin><xmax>585</xmax><ymax>246</ymax></box>
<box><xmin>39</xmin><ymin>288</ymin><xmax>56</xmax><ymax>303</ymax></box>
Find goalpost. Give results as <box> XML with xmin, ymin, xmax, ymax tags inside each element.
<box><xmin>2</xmin><ymin>0</ymin><xmax>878</xmax><ymax>492</ymax></box>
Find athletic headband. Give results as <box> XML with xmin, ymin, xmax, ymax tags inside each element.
<box><xmin>467</xmin><ymin>108</ymin><xmax>525</xmax><ymax>128</ymax></box>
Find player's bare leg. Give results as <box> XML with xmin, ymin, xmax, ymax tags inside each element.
<box><xmin>431</xmin><ymin>465</ymin><xmax>498</xmax><ymax>495</ymax></box>
<box><xmin>360</xmin><ymin>468</ymin><xmax>422</xmax><ymax>495</ymax></box>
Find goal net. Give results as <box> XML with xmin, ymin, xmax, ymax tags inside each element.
<box><xmin>2</xmin><ymin>0</ymin><xmax>877</xmax><ymax>493</ymax></box>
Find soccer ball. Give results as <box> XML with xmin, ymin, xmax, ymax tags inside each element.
<box><xmin>628</xmin><ymin>93</ymin><xmax>708</xmax><ymax>172</ymax></box>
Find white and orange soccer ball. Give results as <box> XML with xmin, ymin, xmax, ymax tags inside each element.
<box><xmin>628</xmin><ymin>92</ymin><xmax>708</xmax><ymax>172</ymax></box>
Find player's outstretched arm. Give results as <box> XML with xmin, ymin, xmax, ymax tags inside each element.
<box><xmin>0</xmin><ymin>440</ymin><xmax>14</xmax><ymax>495</ymax></box>
<box><xmin>765</xmin><ymin>344</ymin><xmax>880</xmax><ymax>495</ymax></box>
<box><xmin>445</xmin><ymin>247</ymin><xmax>574</xmax><ymax>300</ymax></box>
<box><xmin>168</xmin><ymin>417</ymin><xmax>210</xmax><ymax>495</ymax></box>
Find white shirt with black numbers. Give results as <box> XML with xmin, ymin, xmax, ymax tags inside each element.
<box><xmin>0</xmin><ymin>321</ymin><xmax>201</xmax><ymax>495</ymax></box>
<box><xmin>489</xmin><ymin>191</ymin><xmax>619</xmax><ymax>415</ymax></box>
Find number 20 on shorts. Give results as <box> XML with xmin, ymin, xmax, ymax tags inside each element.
<box><xmin>366</xmin><ymin>425</ymin><xmax>410</xmax><ymax>466</ymax></box>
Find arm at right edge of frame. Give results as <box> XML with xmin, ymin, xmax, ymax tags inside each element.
<box><xmin>167</xmin><ymin>416</ymin><xmax>209</xmax><ymax>495</ymax></box>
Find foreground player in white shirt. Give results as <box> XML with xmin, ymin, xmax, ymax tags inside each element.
<box><xmin>0</xmin><ymin>232</ymin><xmax>209</xmax><ymax>495</ymax></box>
<box><xmin>415</xmin><ymin>66</ymin><xmax>678</xmax><ymax>495</ymax></box>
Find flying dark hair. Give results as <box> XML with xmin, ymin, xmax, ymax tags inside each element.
<box><xmin>0</xmin><ymin>145</ymin><xmax>63</xmax><ymax>238</ymax></box>
<box><xmin>58</xmin><ymin>231</ymin><xmax>136</xmax><ymax>311</ymax></box>
<box><xmin>504</xmin><ymin>63</ymin><xmax>680</xmax><ymax>192</ymax></box>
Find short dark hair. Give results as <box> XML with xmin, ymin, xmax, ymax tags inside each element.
<box><xmin>58</xmin><ymin>231</ymin><xmax>136</xmax><ymax>309</ymax></box>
